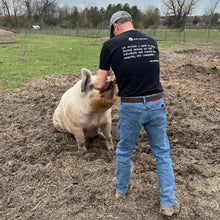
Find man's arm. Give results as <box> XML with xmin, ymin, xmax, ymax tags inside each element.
<box><xmin>94</xmin><ymin>69</ymin><xmax>109</xmax><ymax>91</ymax></box>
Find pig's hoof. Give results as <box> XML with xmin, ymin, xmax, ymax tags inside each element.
<box><xmin>76</xmin><ymin>147</ymin><xmax>87</xmax><ymax>156</ymax></box>
<box><xmin>106</xmin><ymin>143</ymin><xmax>115</xmax><ymax>151</ymax></box>
<box><xmin>78</xmin><ymin>146</ymin><xmax>87</xmax><ymax>153</ymax></box>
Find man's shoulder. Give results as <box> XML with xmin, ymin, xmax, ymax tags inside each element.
<box><xmin>103</xmin><ymin>36</ymin><xmax>121</xmax><ymax>47</ymax></box>
<box><xmin>103</xmin><ymin>30</ymin><xmax>157</xmax><ymax>47</ymax></box>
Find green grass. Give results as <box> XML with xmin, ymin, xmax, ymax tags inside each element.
<box><xmin>0</xmin><ymin>32</ymin><xmax>218</xmax><ymax>90</ymax></box>
<box><xmin>0</xmin><ymin>34</ymin><xmax>102</xmax><ymax>89</ymax></box>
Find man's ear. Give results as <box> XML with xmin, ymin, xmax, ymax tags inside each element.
<box><xmin>81</xmin><ymin>68</ymin><xmax>92</xmax><ymax>92</ymax></box>
<box><xmin>113</xmin><ymin>23</ymin><xmax>117</xmax><ymax>30</ymax></box>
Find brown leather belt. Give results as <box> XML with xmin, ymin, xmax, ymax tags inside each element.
<box><xmin>121</xmin><ymin>94</ymin><xmax>162</xmax><ymax>103</ymax></box>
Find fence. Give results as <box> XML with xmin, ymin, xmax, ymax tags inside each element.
<box><xmin>143</xmin><ymin>29</ymin><xmax>220</xmax><ymax>42</ymax></box>
<box><xmin>15</xmin><ymin>28</ymin><xmax>220</xmax><ymax>43</ymax></box>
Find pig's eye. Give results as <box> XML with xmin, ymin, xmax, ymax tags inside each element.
<box><xmin>88</xmin><ymin>83</ymin><xmax>94</xmax><ymax>90</ymax></box>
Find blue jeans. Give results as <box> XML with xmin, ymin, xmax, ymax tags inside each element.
<box><xmin>116</xmin><ymin>95</ymin><xmax>176</xmax><ymax>207</ymax></box>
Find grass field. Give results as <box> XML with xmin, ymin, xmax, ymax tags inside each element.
<box><xmin>0</xmin><ymin>33</ymin><xmax>219</xmax><ymax>89</ymax></box>
<box><xmin>0</xmin><ymin>34</ymin><xmax>101</xmax><ymax>89</ymax></box>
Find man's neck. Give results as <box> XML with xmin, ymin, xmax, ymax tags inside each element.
<box><xmin>120</xmin><ymin>22</ymin><xmax>135</xmax><ymax>33</ymax></box>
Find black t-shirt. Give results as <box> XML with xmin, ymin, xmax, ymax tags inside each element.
<box><xmin>99</xmin><ymin>30</ymin><xmax>163</xmax><ymax>97</ymax></box>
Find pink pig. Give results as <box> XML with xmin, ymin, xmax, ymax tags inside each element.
<box><xmin>53</xmin><ymin>68</ymin><xmax>116</xmax><ymax>152</ymax></box>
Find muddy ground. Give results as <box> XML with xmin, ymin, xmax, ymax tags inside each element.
<box><xmin>0</xmin><ymin>43</ymin><xmax>219</xmax><ymax>220</ymax></box>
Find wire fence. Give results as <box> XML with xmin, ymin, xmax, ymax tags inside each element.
<box><xmin>15</xmin><ymin>28</ymin><xmax>220</xmax><ymax>43</ymax></box>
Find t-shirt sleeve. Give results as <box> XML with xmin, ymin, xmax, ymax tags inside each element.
<box><xmin>99</xmin><ymin>42</ymin><xmax>111</xmax><ymax>71</ymax></box>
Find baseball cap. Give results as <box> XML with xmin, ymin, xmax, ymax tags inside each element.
<box><xmin>109</xmin><ymin>11</ymin><xmax>132</xmax><ymax>38</ymax></box>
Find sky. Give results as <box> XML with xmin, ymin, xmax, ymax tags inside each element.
<box><xmin>56</xmin><ymin>0</ymin><xmax>220</xmax><ymax>16</ymax></box>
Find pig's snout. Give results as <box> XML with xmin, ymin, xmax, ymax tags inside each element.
<box><xmin>99</xmin><ymin>85</ymin><xmax>115</xmax><ymax>101</ymax></box>
<box><xmin>99</xmin><ymin>76</ymin><xmax>116</xmax><ymax>99</ymax></box>
<box><xmin>89</xmin><ymin>90</ymin><xmax>116</xmax><ymax>112</ymax></box>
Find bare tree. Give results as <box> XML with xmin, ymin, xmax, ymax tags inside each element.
<box><xmin>1</xmin><ymin>0</ymin><xmax>12</xmax><ymax>24</ymax></box>
<box><xmin>32</xmin><ymin>0</ymin><xmax>57</xmax><ymax>27</ymax></box>
<box><xmin>206</xmin><ymin>0</ymin><xmax>220</xmax><ymax>28</ymax></box>
<box><xmin>163</xmin><ymin>0</ymin><xmax>199</xmax><ymax>29</ymax></box>
<box><xmin>11</xmin><ymin>0</ymin><xmax>21</xmax><ymax>26</ymax></box>
<box><xmin>23</xmin><ymin>0</ymin><xmax>32</xmax><ymax>19</ymax></box>
<box><xmin>1</xmin><ymin>0</ymin><xmax>22</xmax><ymax>26</ymax></box>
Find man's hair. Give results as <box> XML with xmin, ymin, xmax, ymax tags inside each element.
<box><xmin>110</xmin><ymin>17</ymin><xmax>132</xmax><ymax>38</ymax></box>
<box><xmin>116</xmin><ymin>17</ymin><xmax>132</xmax><ymax>25</ymax></box>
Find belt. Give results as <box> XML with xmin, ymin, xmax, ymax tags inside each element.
<box><xmin>121</xmin><ymin>94</ymin><xmax>162</xmax><ymax>103</ymax></box>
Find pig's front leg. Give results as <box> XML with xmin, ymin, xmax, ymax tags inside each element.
<box><xmin>74</xmin><ymin>129</ymin><xmax>87</xmax><ymax>152</ymax></box>
<box><xmin>100</xmin><ymin>122</ymin><xmax>114</xmax><ymax>150</ymax></box>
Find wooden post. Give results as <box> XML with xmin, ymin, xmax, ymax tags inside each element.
<box><xmin>207</xmin><ymin>30</ymin><xmax>210</xmax><ymax>43</ymax></box>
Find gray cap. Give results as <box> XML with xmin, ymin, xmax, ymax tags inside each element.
<box><xmin>110</xmin><ymin>11</ymin><xmax>132</xmax><ymax>27</ymax></box>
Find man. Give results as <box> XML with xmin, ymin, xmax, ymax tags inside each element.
<box><xmin>94</xmin><ymin>11</ymin><xmax>179</xmax><ymax>217</ymax></box>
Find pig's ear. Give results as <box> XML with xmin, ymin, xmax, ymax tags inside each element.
<box><xmin>108</xmin><ymin>68</ymin><xmax>114</xmax><ymax>76</ymax></box>
<box><xmin>81</xmin><ymin>68</ymin><xmax>92</xmax><ymax>92</ymax></box>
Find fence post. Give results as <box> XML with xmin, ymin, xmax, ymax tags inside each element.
<box><xmin>207</xmin><ymin>30</ymin><xmax>210</xmax><ymax>43</ymax></box>
<box><xmin>184</xmin><ymin>30</ymin><xmax>186</xmax><ymax>41</ymax></box>
<box><xmin>96</xmin><ymin>30</ymin><xmax>99</xmax><ymax>38</ymax></box>
<box><xmin>164</xmin><ymin>31</ymin><xmax>167</xmax><ymax>41</ymax></box>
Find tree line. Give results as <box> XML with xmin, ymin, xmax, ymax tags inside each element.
<box><xmin>0</xmin><ymin>0</ymin><xmax>220</xmax><ymax>30</ymax></box>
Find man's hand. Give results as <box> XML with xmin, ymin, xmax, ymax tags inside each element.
<box><xmin>100</xmin><ymin>77</ymin><xmax>116</xmax><ymax>93</ymax></box>
<box><xmin>94</xmin><ymin>69</ymin><xmax>108</xmax><ymax>91</ymax></box>
<box><xmin>106</xmin><ymin>76</ymin><xmax>116</xmax><ymax>82</ymax></box>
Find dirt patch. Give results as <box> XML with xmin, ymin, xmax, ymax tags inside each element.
<box><xmin>0</xmin><ymin>45</ymin><xmax>220</xmax><ymax>219</ymax></box>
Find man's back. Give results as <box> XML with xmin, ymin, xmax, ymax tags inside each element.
<box><xmin>99</xmin><ymin>30</ymin><xmax>163</xmax><ymax>97</ymax></box>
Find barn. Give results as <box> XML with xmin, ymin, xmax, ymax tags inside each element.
<box><xmin>0</xmin><ymin>27</ymin><xmax>16</xmax><ymax>43</ymax></box>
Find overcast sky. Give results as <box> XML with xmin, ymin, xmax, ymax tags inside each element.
<box><xmin>56</xmin><ymin>0</ymin><xmax>220</xmax><ymax>16</ymax></box>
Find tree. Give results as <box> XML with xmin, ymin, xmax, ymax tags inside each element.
<box><xmin>205</xmin><ymin>0</ymin><xmax>220</xmax><ymax>27</ymax></box>
<box><xmin>23</xmin><ymin>0</ymin><xmax>32</xmax><ymax>19</ymax></box>
<box><xmin>32</xmin><ymin>0</ymin><xmax>57</xmax><ymax>28</ymax></box>
<box><xmin>163</xmin><ymin>0</ymin><xmax>199</xmax><ymax>29</ymax></box>
<box><xmin>130</xmin><ymin>5</ymin><xmax>142</xmax><ymax>28</ymax></box>
<box><xmin>1</xmin><ymin>0</ymin><xmax>13</xmax><ymax>25</ymax></box>
<box><xmin>70</xmin><ymin>6</ymin><xmax>79</xmax><ymax>27</ymax></box>
<box><xmin>192</xmin><ymin>15</ymin><xmax>199</xmax><ymax>25</ymax></box>
<box><xmin>11</xmin><ymin>0</ymin><xmax>21</xmax><ymax>26</ymax></box>
<box><xmin>143</xmin><ymin>6</ymin><xmax>160</xmax><ymax>28</ymax></box>
<box><xmin>1</xmin><ymin>0</ymin><xmax>23</xmax><ymax>26</ymax></box>
<box><xmin>105</xmin><ymin>4</ymin><xmax>123</xmax><ymax>21</ymax></box>
<box><xmin>87</xmin><ymin>6</ymin><xmax>104</xmax><ymax>28</ymax></box>
<box><xmin>104</xmin><ymin>3</ymin><xmax>142</xmax><ymax>28</ymax></box>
